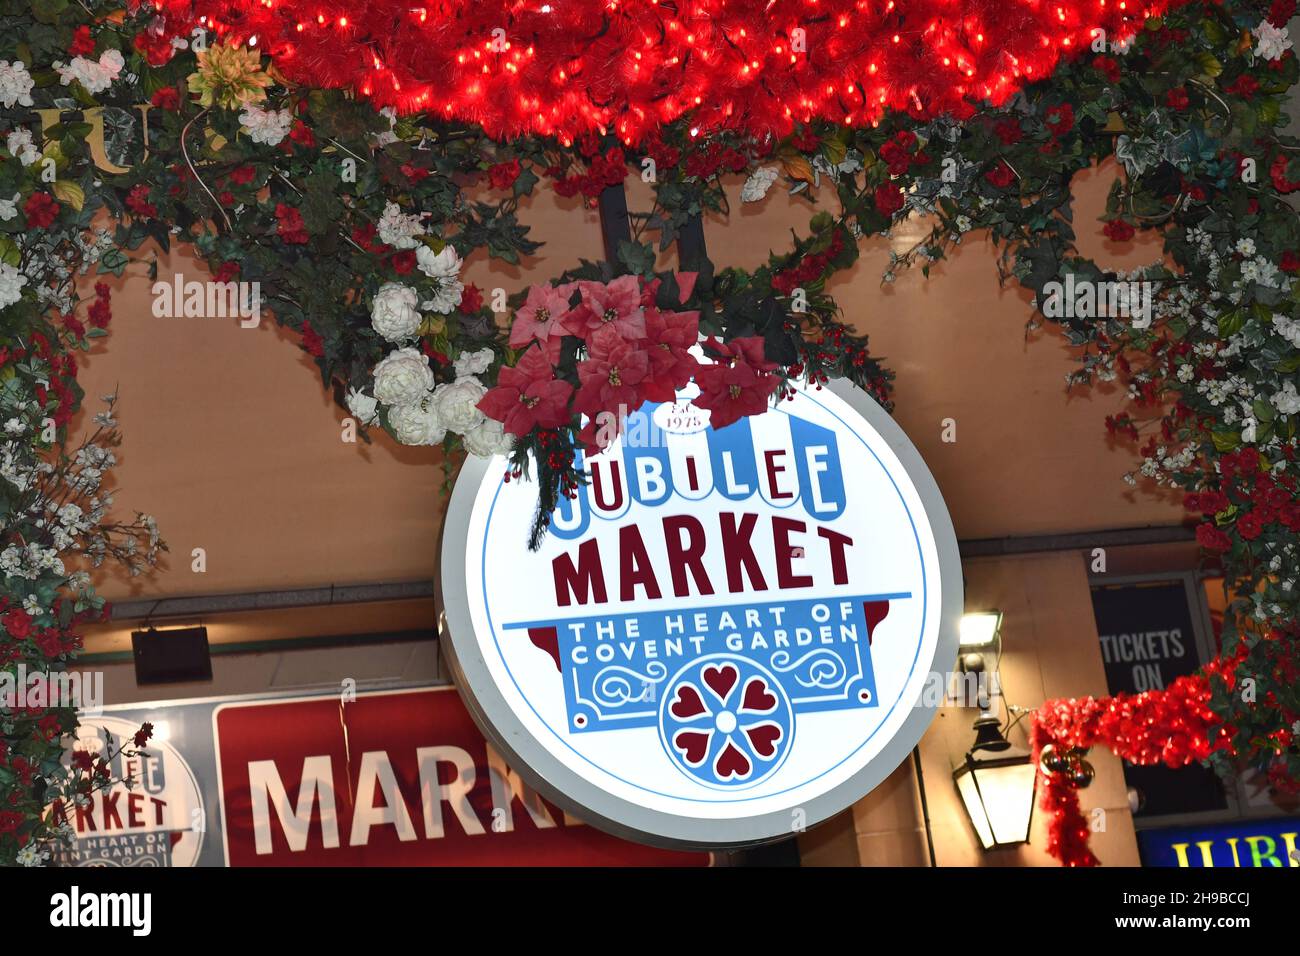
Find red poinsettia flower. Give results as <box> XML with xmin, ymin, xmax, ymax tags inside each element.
<box><xmin>477</xmin><ymin>345</ymin><xmax>574</xmax><ymax>437</ymax></box>
<box><xmin>572</xmin><ymin>325</ymin><xmax>651</xmax><ymax>425</ymax></box>
<box><xmin>510</xmin><ymin>282</ymin><xmax>575</xmax><ymax>363</ymax></box>
<box><xmin>643</xmin><ymin>306</ymin><xmax>701</xmax><ymax>402</ymax></box>
<box><xmin>695</xmin><ymin>336</ymin><xmax>779</xmax><ymax>431</ymax></box>
<box><xmin>563</xmin><ymin>276</ymin><xmax>647</xmax><ymax>341</ymax></box>
<box><xmin>24</xmin><ymin>193</ymin><xmax>59</xmax><ymax>229</ymax></box>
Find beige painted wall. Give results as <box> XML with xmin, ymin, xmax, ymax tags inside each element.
<box><xmin>800</xmin><ymin>550</ymin><xmax>1141</xmax><ymax>867</ymax></box>
<box><xmin>73</xmin><ymin>161</ymin><xmax>1181</xmax><ymax>606</ymax></box>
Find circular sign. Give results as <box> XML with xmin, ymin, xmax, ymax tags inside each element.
<box><xmin>440</xmin><ymin>377</ymin><xmax>962</xmax><ymax>848</ymax></box>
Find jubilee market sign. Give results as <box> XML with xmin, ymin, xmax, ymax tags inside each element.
<box><xmin>441</xmin><ymin>376</ymin><xmax>962</xmax><ymax>847</ymax></box>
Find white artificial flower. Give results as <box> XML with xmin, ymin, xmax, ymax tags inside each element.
<box><xmin>454</xmin><ymin>347</ymin><xmax>494</xmax><ymax>378</ymax></box>
<box><xmin>0</xmin><ymin>192</ymin><xmax>18</xmax><ymax>222</ymax></box>
<box><xmin>1255</xmin><ymin>21</ymin><xmax>1293</xmax><ymax>62</ymax></box>
<box><xmin>741</xmin><ymin>167</ymin><xmax>779</xmax><ymax>202</ymax></box>
<box><xmin>239</xmin><ymin>104</ymin><xmax>293</xmax><ymax>146</ymax></box>
<box><xmin>1242</xmin><ymin>416</ymin><xmax>1258</xmax><ymax>444</ymax></box>
<box><xmin>387</xmin><ymin>394</ymin><xmax>446</xmax><ymax>445</ymax></box>
<box><xmin>462</xmin><ymin>417</ymin><xmax>513</xmax><ymax>457</ymax></box>
<box><xmin>376</xmin><ymin>202</ymin><xmax>425</xmax><ymax>250</ymax></box>
<box><xmin>1272</xmin><ymin>381</ymin><xmax>1300</xmax><ymax>416</ymax></box>
<box><xmin>371</xmin><ymin>347</ymin><xmax>436</xmax><ymax>406</ymax></box>
<box><xmin>1236</xmin><ymin>238</ymin><xmax>1256</xmax><ymax>257</ymax></box>
<box><xmin>955</xmin><ymin>215</ymin><xmax>972</xmax><ymax>232</ymax></box>
<box><xmin>0</xmin><ymin>261</ymin><xmax>29</xmax><ymax>310</ymax></box>
<box><xmin>6</xmin><ymin>128</ymin><xmax>39</xmax><ymax>166</ymax></box>
<box><xmin>0</xmin><ymin>60</ymin><xmax>35</xmax><ymax>108</ymax></box>
<box><xmin>431</xmin><ymin>377</ymin><xmax>487</xmax><ymax>434</ymax></box>
<box><xmin>55</xmin><ymin>50</ymin><xmax>124</xmax><ymax>94</ymax></box>
<box><xmin>373</xmin><ymin>106</ymin><xmax>399</xmax><ymax>146</ymax></box>
<box><xmin>370</xmin><ymin>282</ymin><xmax>422</xmax><ymax>343</ymax></box>
<box><xmin>417</xmin><ymin>244</ymin><xmax>462</xmax><ymax>281</ymax></box>
<box><xmin>416</xmin><ymin>245</ymin><xmax>464</xmax><ymax>313</ymax></box>
<box><xmin>1273</xmin><ymin>314</ymin><xmax>1300</xmax><ymax>349</ymax></box>
<box><xmin>346</xmin><ymin>388</ymin><xmax>379</xmax><ymax>425</ymax></box>
<box><xmin>15</xmin><ymin>843</ymin><xmax>46</xmax><ymax>867</ymax></box>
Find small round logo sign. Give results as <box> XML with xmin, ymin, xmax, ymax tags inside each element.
<box><xmin>441</xmin><ymin>377</ymin><xmax>962</xmax><ymax>847</ymax></box>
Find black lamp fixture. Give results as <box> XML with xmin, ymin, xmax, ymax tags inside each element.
<box><xmin>952</xmin><ymin>610</ymin><xmax>1037</xmax><ymax>850</ymax></box>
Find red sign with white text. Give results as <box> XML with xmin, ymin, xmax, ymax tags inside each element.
<box><xmin>214</xmin><ymin>687</ymin><xmax>708</xmax><ymax>866</ymax></box>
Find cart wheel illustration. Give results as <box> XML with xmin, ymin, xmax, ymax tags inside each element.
<box><xmin>659</xmin><ymin>654</ymin><xmax>794</xmax><ymax>789</ymax></box>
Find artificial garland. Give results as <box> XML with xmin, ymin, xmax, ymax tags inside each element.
<box><xmin>2</xmin><ymin>0</ymin><xmax>1300</xmax><ymax>866</ymax></box>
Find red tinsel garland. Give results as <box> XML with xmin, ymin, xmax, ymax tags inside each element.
<box><xmin>153</xmin><ymin>0</ymin><xmax>1196</xmax><ymax>143</ymax></box>
<box><xmin>1031</xmin><ymin>651</ymin><xmax>1240</xmax><ymax>866</ymax></box>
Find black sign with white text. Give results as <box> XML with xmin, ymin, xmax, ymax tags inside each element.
<box><xmin>1090</xmin><ymin>581</ymin><xmax>1228</xmax><ymax>818</ymax></box>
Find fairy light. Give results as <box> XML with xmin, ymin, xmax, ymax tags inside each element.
<box><xmin>160</xmin><ymin>0</ymin><xmax>1189</xmax><ymax>142</ymax></box>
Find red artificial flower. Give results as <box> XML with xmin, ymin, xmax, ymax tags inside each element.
<box><xmin>133</xmin><ymin>723</ymin><xmax>154</xmax><ymax>748</ymax></box>
<box><xmin>1280</xmin><ymin>250</ymin><xmax>1300</xmax><ymax>273</ymax></box>
<box><xmin>87</xmin><ymin>282</ymin><xmax>111</xmax><ymax>329</ymax></box>
<box><xmin>564</xmin><ymin>275</ymin><xmax>647</xmax><ymax>341</ymax></box>
<box><xmin>401</xmin><ymin>163</ymin><xmax>430</xmax><ymax>182</ymax></box>
<box><xmin>1224</xmin><ymin>74</ymin><xmax>1259</xmax><ymax>99</ymax></box>
<box><xmin>873</xmin><ymin>183</ymin><xmax>904</xmax><ymax>216</ymax></box>
<box><xmin>390</xmin><ymin>250</ymin><xmax>417</xmax><ymax>275</ymax></box>
<box><xmin>1164</xmin><ymin>87</ymin><xmax>1189</xmax><ymax>110</ymax></box>
<box><xmin>695</xmin><ymin>336</ymin><xmax>779</xmax><ymax>431</ymax></box>
<box><xmin>1102</xmin><ymin>218</ymin><xmax>1136</xmax><ymax>242</ymax></box>
<box><xmin>879</xmin><ymin>138</ymin><xmax>912</xmax><ymax>175</ymax></box>
<box><xmin>1196</xmin><ymin>522</ymin><xmax>1233</xmax><ymax>553</ymax></box>
<box><xmin>228</xmin><ymin>164</ymin><xmax>256</xmax><ymax>186</ymax></box>
<box><xmin>217</xmin><ymin>191</ymin><xmax>235</xmax><ymax>206</ymax></box>
<box><xmin>275</xmin><ymin>203</ymin><xmax>309</xmax><ymax>244</ymax></box>
<box><xmin>791</xmin><ymin>127</ymin><xmax>821</xmax><ymax>151</ymax></box>
<box><xmin>214</xmin><ymin>261</ymin><xmax>240</xmax><ymax>283</ymax></box>
<box><xmin>489</xmin><ymin>159</ymin><xmax>522</xmax><ymax>191</ymax></box>
<box><xmin>300</xmin><ymin>322</ymin><xmax>324</xmax><ymax>357</ymax></box>
<box><xmin>2</xmin><ymin>609</ymin><xmax>32</xmax><ymax>640</ymax></box>
<box><xmin>34</xmin><ymin>629</ymin><xmax>65</xmax><ymax>660</ymax></box>
<box><xmin>134</xmin><ymin>28</ymin><xmax>178</xmax><ymax>67</ymax></box>
<box><xmin>1237</xmin><ymin>510</ymin><xmax>1265</xmax><ymax>540</ymax></box>
<box><xmin>984</xmin><ymin>162</ymin><xmax>1016</xmax><ymax>188</ymax></box>
<box><xmin>1269</xmin><ymin>0</ymin><xmax>1296</xmax><ymax>26</ymax></box>
<box><xmin>1092</xmin><ymin>56</ymin><xmax>1121</xmax><ymax>83</ymax></box>
<box><xmin>151</xmin><ymin>86</ymin><xmax>181</xmax><ymax>110</ymax></box>
<box><xmin>125</xmin><ymin>183</ymin><xmax>157</xmax><ymax>218</ymax></box>
<box><xmin>993</xmin><ymin>119</ymin><xmax>1023</xmax><ymax>146</ymax></box>
<box><xmin>459</xmin><ymin>283</ymin><xmax>483</xmax><ymax>313</ymax></box>
<box><xmin>290</xmin><ymin>120</ymin><xmax>317</xmax><ymax>148</ymax></box>
<box><xmin>24</xmin><ymin>192</ymin><xmax>59</xmax><ymax>229</ymax></box>
<box><xmin>1045</xmin><ymin>103</ymin><xmax>1075</xmax><ymax>137</ymax></box>
<box><xmin>70</xmin><ymin>25</ymin><xmax>95</xmax><ymax>57</ymax></box>
<box><xmin>572</xmin><ymin>325</ymin><xmax>651</xmax><ymax>427</ymax></box>
<box><xmin>477</xmin><ymin>345</ymin><xmax>574</xmax><ymax>437</ymax></box>
<box><xmin>1271</xmin><ymin>153</ymin><xmax>1300</xmax><ymax>194</ymax></box>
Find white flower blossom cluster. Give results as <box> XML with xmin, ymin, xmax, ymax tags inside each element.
<box><xmin>354</xmin><ymin>347</ymin><xmax>511</xmax><ymax>456</ymax></box>
<box><xmin>1255</xmin><ymin>21</ymin><xmax>1293</xmax><ymax>62</ymax></box>
<box><xmin>239</xmin><ymin>104</ymin><xmax>293</xmax><ymax>146</ymax></box>
<box><xmin>376</xmin><ymin>202</ymin><xmax>427</xmax><ymax>250</ymax></box>
<box><xmin>0</xmin><ymin>59</ymin><xmax>35</xmax><ymax>108</ymax></box>
<box><xmin>54</xmin><ymin>50</ymin><xmax>125</xmax><ymax>94</ymax></box>
<box><xmin>415</xmin><ymin>245</ymin><xmax>464</xmax><ymax>313</ymax></box>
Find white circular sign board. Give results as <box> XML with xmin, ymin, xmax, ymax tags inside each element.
<box><xmin>440</xmin><ymin>377</ymin><xmax>962</xmax><ymax>848</ymax></box>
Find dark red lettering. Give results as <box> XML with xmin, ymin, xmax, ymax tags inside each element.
<box><xmin>553</xmin><ymin>539</ymin><xmax>608</xmax><ymax>607</ymax></box>
<box><xmin>663</xmin><ymin>515</ymin><xmax>715</xmax><ymax>597</ymax></box>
